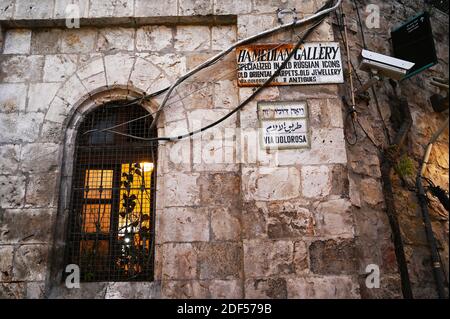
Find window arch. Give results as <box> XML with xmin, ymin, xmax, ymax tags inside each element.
<box><xmin>65</xmin><ymin>101</ymin><xmax>158</xmax><ymax>282</ymax></box>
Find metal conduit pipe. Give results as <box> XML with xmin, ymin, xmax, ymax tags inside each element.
<box><xmin>416</xmin><ymin>116</ymin><xmax>449</xmax><ymax>299</ymax></box>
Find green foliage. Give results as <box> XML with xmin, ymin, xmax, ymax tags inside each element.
<box><xmin>395</xmin><ymin>155</ymin><xmax>415</xmax><ymax>178</ymax></box>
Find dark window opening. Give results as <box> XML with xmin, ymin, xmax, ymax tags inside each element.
<box><xmin>65</xmin><ymin>102</ymin><xmax>158</xmax><ymax>282</ymax></box>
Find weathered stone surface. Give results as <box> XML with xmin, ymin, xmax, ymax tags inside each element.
<box><xmin>0</xmin><ymin>55</ymin><xmax>43</xmax><ymax>83</ymax></box>
<box><xmin>3</xmin><ymin>29</ymin><xmax>31</xmax><ymax>54</ymax></box>
<box><xmin>244</xmin><ymin>240</ymin><xmax>294</xmax><ymax>278</ymax></box>
<box><xmin>61</xmin><ymin>28</ymin><xmax>97</xmax><ymax>54</ymax></box>
<box><xmin>89</xmin><ymin>0</ymin><xmax>133</xmax><ymax>17</ymax></box>
<box><xmin>198</xmin><ymin>172</ymin><xmax>241</xmax><ymax>208</ymax></box>
<box><xmin>135</xmin><ymin>0</ymin><xmax>177</xmax><ymax>16</ymax></box>
<box><xmin>213</xmin><ymin>80</ymin><xmax>239</xmax><ymax>109</ymax></box>
<box><xmin>293</xmin><ymin>241</ymin><xmax>309</xmax><ymax>273</ymax></box>
<box><xmin>0</xmin><ymin>283</ymin><xmax>26</xmax><ymax>298</ymax></box>
<box><xmin>43</xmin><ymin>54</ymin><xmax>78</xmax><ymax>82</ymax></box>
<box><xmin>267</xmin><ymin>202</ymin><xmax>315</xmax><ymax>239</ymax></box>
<box><xmin>211</xmin><ymin>206</ymin><xmax>241</xmax><ymax>241</ymax></box>
<box><xmin>0</xmin><ymin>245</ymin><xmax>14</xmax><ymax>282</ymax></box>
<box><xmin>97</xmin><ymin>27</ymin><xmax>135</xmax><ymax>51</ymax></box>
<box><xmin>27</xmin><ymin>83</ymin><xmax>60</xmax><ymax>113</ymax></box>
<box><xmin>25</xmin><ymin>281</ymin><xmax>45</xmax><ymax>298</ymax></box>
<box><xmin>0</xmin><ymin>112</ymin><xmax>44</xmax><ymax>143</ymax></box>
<box><xmin>0</xmin><ymin>208</ymin><xmax>54</xmax><ymax>243</ymax></box>
<box><xmin>242</xmin><ymin>167</ymin><xmax>300</xmax><ymax>201</ymax></box>
<box><xmin>161</xmin><ymin>243</ymin><xmax>198</xmax><ymax>280</ymax></box>
<box><xmin>13</xmin><ymin>244</ymin><xmax>48</xmax><ymax>281</ymax></box>
<box><xmin>20</xmin><ymin>143</ymin><xmax>60</xmax><ymax>173</ymax></box>
<box><xmin>0</xmin><ymin>175</ymin><xmax>25</xmax><ymax>208</ymax></box>
<box><xmin>13</xmin><ymin>0</ymin><xmax>53</xmax><ymax>19</ymax></box>
<box><xmin>104</xmin><ymin>282</ymin><xmax>161</xmax><ymax>299</ymax></box>
<box><xmin>174</xmin><ymin>26</ymin><xmax>210</xmax><ymax>51</ymax></box>
<box><xmin>104</xmin><ymin>52</ymin><xmax>135</xmax><ymax>86</ymax></box>
<box><xmin>360</xmin><ymin>178</ymin><xmax>384</xmax><ymax>206</ymax></box>
<box><xmin>242</xmin><ymin>201</ymin><xmax>268</xmax><ymax>239</ymax></box>
<box><xmin>287</xmin><ymin>276</ymin><xmax>360</xmax><ymax>299</ymax></box>
<box><xmin>0</xmin><ymin>0</ymin><xmax>14</xmax><ymax>19</ymax></box>
<box><xmin>179</xmin><ymin>0</ymin><xmax>213</xmax><ymax>16</ymax></box>
<box><xmin>0</xmin><ymin>144</ymin><xmax>20</xmax><ymax>174</ymax></box>
<box><xmin>161</xmin><ymin>280</ymin><xmax>209</xmax><ymax>299</ymax></box>
<box><xmin>330</xmin><ymin>164</ymin><xmax>349</xmax><ymax>196</ymax></box>
<box><xmin>164</xmin><ymin>172</ymin><xmax>200</xmax><ymax>207</ymax></box>
<box><xmin>211</xmin><ymin>25</ymin><xmax>237</xmax><ymax>51</ymax></box>
<box><xmin>129</xmin><ymin>57</ymin><xmax>161</xmax><ymax>91</ymax></box>
<box><xmin>136</xmin><ymin>26</ymin><xmax>173</xmax><ymax>51</ymax></box>
<box><xmin>25</xmin><ymin>174</ymin><xmax>57</xmax><ymax>207</ymax></box>
<box><xmin>54</xmin><ymin>0</ymin><xmax>89</xmax><ymax>19</ymax></box>
<box><xmin>214</xmin><ymin>0</ymin><xmax>252</xmax><ymax>15</ymax></box>
<box><xmin>244</xmin><ymin>278</ymin><xmax>287</xmax><ymax>299</ymax></box>
<box><xmin>197</xmin><ymin>242</ymin><xmax>242</xmax><ymax>280</ymax></box>
<box><xmin>209</xmin><ymin>279</ymin><xmax>242</xmax><ymax>298</ymax></box>
<box><xmin>237</xmin><ymin>14</ymin><xmax>276</xmax><ymax>39</ymax></box>
<box><xmin>313</xmin><ymin>199</ymin><xmax>354</xmax><ymax>238</ymax></box>
<box><xmin>309</xmin><ymin>239</ymin><xmax>357</xmax><ymax>275</ymax></box>
<box><xmin>157</xmin><ymin>207</ymin><xmax>209</xmax><ymax>243</ymax></box>
<box><xmin>0</xmin><ymin>83</ymin><xmax>27</xmax><ymax>113</ymax></box>
<box><xmin>31</xmin><ymin>29</ymin><xmax>62</xmax><ymax>54</ymax></box>
<box><xmin>301</xmin><ymin>165</ymin><xmax>331</xmax><ymax>198</ymax></box>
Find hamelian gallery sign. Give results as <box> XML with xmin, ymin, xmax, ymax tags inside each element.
<box><xmin>236</xmin><ymin>42</ymin><xmax>344</xmax><ymax>86</ymax></box>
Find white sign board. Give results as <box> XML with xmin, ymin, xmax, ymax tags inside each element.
<box><xmin>258</xmin><ymin>101</ymin><xmax>310</xmax><ymax>149</ymax></box>
<box><xmin>237</xmin><ymin>42</ymin><xmax>344</xmax><ymax>86</ymax></box>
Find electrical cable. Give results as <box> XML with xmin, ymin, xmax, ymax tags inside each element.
<box><xmin>147</xmin><ymin>0</ymin><xmax>342</xmax><ymax>130</ymax></box>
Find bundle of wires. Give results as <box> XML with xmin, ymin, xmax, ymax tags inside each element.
<box><xmin>84</xmin><ymin>0</ymin><xmax>342</xmax><ymax>142</ymax></box>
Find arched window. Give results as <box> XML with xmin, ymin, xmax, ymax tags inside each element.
<box><xmin>65</xmin><ymin>102</ymin><xmax>157</xmax><ymax>282</ymax></box>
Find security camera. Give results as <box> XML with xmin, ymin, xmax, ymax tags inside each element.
<box><xmin>359</xmin><ymin>49</ymin><xmax>415</xmax><ymax>81</ymax></box>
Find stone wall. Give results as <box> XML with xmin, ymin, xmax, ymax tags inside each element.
<box><xmin>0</xmin><ymin>0</ymin><xmax>448</xmax><ymax>299</ymax></box>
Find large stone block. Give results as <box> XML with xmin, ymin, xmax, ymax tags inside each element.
<box><xmin>0</xmin><ymin>208</ymin><xmax>54</xmax><ymax>243</ymax></box>
<box><xmin>157</xmin><ymin>207</ymin><xmax>209</xmax><ymax>243</ymax></box>
<box><xmin>209</xmin><ymin>279</ymin><xmax>243</xmax><ymax>298</ymax></box>
<box><xmin>25</xmin><ymin>174</ymin><xmax>57</xmax><ymax>208</ymax></box>
<box><xmin>27</xmin><ymin>83</ymin><xmax>60</xmax><ymax>113</ymax></box>
<box><xmin>0</xmin><ymin>283</ymin><xmax>26</xmax><ymax>299</ymax></box>
<box><xmin>242</xmin><ymin>167</ymin><xmax>301</xmax><ymax>201</ymax></box>
<box><xmin>214</xmin><ymin>0</ymin><xmax>252</xmax><ymax>15</ymax></box>
<box><xmin>61</xmin><ymin>28</ymin><xmax>97</xmax><ymax>54</ymax></box>
<box><xmin>43</xmin><ymin>54</ymin><xmax>78</xmax><ymax>82</ymax></box>
<box><xmin>211</xmin><ymin>206</ymin><xmax>241</xmax><ymax>241</ymax></box>
<box><xmin>198</xmin><ymin>172</ymin><xmax>241</xmax><ymax>208</ymax></box>
<box><xmin>0</xmin><ymin>175</ymin><xmax>26</xmax><ymax>208</ymax></box>
<box><xmin>164</xmin><ymin>172</ymin><xmax>200</xmax><ymax>207</ymax></box>
<box><xmin>97</xmin><ymin>27</ymin><xmax>135</xmax><ymax>51</ymax></box>
<box><xmin>13</xmin><ymin>0</ymin><xmax>54</xmax><ymax>19</ymax></box>
<box><xmin>20</xmin><ymin>143</ymin><xmax>61</xmax><ymax>173</ymax></box>
<box><xmin>3</xmin><ymin>29</ymin><xmax>31</xmax><ymax>54</ymax></box>
<box><xmin>89</xmin><ymin>0</ymin><xmax>133</xmax><ymax>17</ymax></box>
<box><xmin>286</xmin><ymin>276</ymin><xmax>360</xmax><ymax>298</ymax></box>
<box><xmin>0</xmin><ymin>55</ymin><xmax>43</xmax><ymax>83</ymax></box>
<box><xmin>104</xmin><ymin>52</ymin><xmax>135</xmax><ymax>86</ymax></box>
<box><xmin>244</xmin><ymin>278</ymin><xmax>287</xmax><ymax>299</ymax></box>
<box><xmin>161</xmin><ymin>280</ymin><xmax>209</xmax><ymax>299</ymax></box>
<box><xmin>0</xmin><ymin>144</ymin><xmax>20</xmax><ymax>174</ymax></box>
<box><xmin>13</xmin><ymin>244</ymin><xmax>49</xmax><ymax>281</ymax></box>
<box><xmin>267</xmin><ymin>202</ymin><xmax>315</xmax><ymax>239</ymax></box>
<box><xmin>0</xmin><ymin>112</ymin><xmax>44</xmax><ymax>143</ymax></box>
<box><xmin>174</xmin><ymin>26</ymin><xmax>211</xmax><ymax>52</ymax></box>
<box><xmin>197</xmin><ymin>242</ymin><xmax>242</xmax><ymax>280</ymax></box>
<box><xmin>237</xmin><ymin>14</ymin><xmax>276</xmax><ymax>39</ymax></box>
<box><xmin>242</xmin><ymin>201</ymin><xmax>268</xmax><ymax>239</ymax></box>
<box><xmin>309</xmin><ymin>239</ymin><xmax>357</xmax><ymax>275</ymax></box>
<box><xmin>313</xmin><ymin>199</ymin><xmax>354</xmax><ymax>238</ymax></box>
<box><xmin>360</xmin><ymin>178</ymin><xmax>384</xmax><ymax>207</ymax></box>
<box><xmin>0</xmin><ymin>83</ymin><xmax>27</xmax><ymax>113</ymax></box>
<box><xmin>301</xmin><ymin>165</ymin><xmax>331</xmax><ymax>198</ymax></box>
<box><xmin>243</xmin><ymin>239</ymin><xmax>294</xmax><ymax>278</ymax></box>
<box><xmin>104</xmin><ymin>282</ymin><xmax>161</xmax><ymax>299</ymax></box>
<box><xmin>136</xmin><ymin>26</ymin><xmax>173</xmax><ymax>52</ymax></box>
<box><xmin>134</xmin><ymin>0</ymin><xmax>177</xmax><ymax>16</ymax></box>
<box><xmin>179</xmin><ymin>0</ymin><xmax>213</xmax><ymax>16</ymax></box>
<box><xmin>212</xmin><ymin>25</ymin><xmax>237</xmax><ymax>51</ymax></box>
<box><xmin>31</xmin><ymin>29</ymin><xmax>62</xmax><ymax>54</ymax></box>
<box><xmin>161</xmin><ymin>243</ymin><xmax>198</xmax><ymax>280</ymax></box>
<box><xmin>129</xmin><ymin>57</ymin><xmax>161</xmax><ymax>91</ymax></box>
<box><xmin>0</xmin><ymin>245</ymin><xmax>14</xmax><ymax>282</ymax></box>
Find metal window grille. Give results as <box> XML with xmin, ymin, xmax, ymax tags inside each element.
<box><xmin>64</xmin><ymin>102</ymin><xmax>158</xmax><ymax>282</ymax></box>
